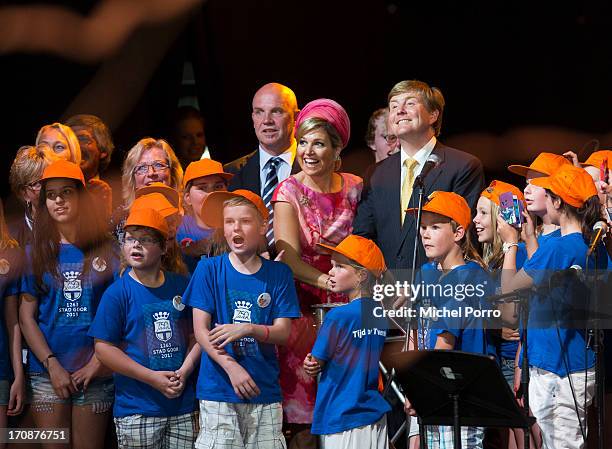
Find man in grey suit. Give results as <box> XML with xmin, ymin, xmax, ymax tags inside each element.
<box><xmin>353</xmin><ymin>80</ymin><xmax>485</xmax><ymax>271</ymax></box>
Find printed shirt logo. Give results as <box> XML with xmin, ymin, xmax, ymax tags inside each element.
<box><xmin>153</xmin><ymin>311</ymin><xmax>172</xmax><ymax>342</ymax></box>
<box><xmin>0</xmin><ymin>258</ymin><xmax>10</xmax><ymax>275</ymax></box>
<box><xmin>233</xmin><ymin>301</ymin><xmax>252</xmax><ymax>323</ymax></box>
<box><xmin>63</xmin><ymin>271</ymin><xmax>82</xmax><ymax>301</ymax></box>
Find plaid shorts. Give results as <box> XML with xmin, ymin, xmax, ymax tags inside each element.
<box><xmin>426</xmin><ymin>425</ymin><xmax>484</xmax><ymax>449</ymax></box>
<box><xmin>0</xmin><ymin>379</ymin><xmax>9</xmax><ymax>406</ymax></box>
<box><xmin>195</xmin><ymin>400</ymin><xmax>285</xmax><ymax>449</ymax></box>
<box><xmin>114</xmin><ymin>411</ymin><xmax>198</xmax><ymax>449</ymax></box>
<box><xmin>28</xmin><ymin>373</ymin><xmax>114</xmax><ymax>410</ymax></box>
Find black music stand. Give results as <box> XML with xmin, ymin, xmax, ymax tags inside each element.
<box><xmin>390</xmin><ymin>350</ymin><xmax>535</xmax><ymax>449</ymax></box>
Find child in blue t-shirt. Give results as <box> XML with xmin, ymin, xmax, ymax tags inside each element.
<box><xmin>177</xmin><ymin>159</ymin><xmax>233</xmax><ymax>273</ymax></box>
<box><xmin>498</xmin><ymin>165</ymin><xmax>607</xmax><ymax>449</ymax></box>
<box><xmin>182</xmin><ymin>190</ymin><xmax>300</xmax><ymax>449</ymax></box>
<box><xmin>90</xmin><ymin>206</ymin><xmax>200</xmax><ymax>449</ymax></box>
<box><xmin>18</xmin><ymin>161</ymin><xmax>117</xmax><ymax>449</ymax></box>
<box><xmin>0</xmin><ymin>199</ymin><xmax>25</xmax><ymax>439</ymax></box>
<box><xmin>301</xmin><ymin>235</ymin><xmax>391</xmax><ymax>449</ymax></box>
<box><xmin>405</xmin><ymin>191</ymin><xmax>495</xmax><ymax>449</ymax></box>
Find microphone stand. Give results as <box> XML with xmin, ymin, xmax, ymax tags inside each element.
<box><xmin>489</xmin><ymin>288</ymin><xmax>533</xmax><ymax>449</ymax></box>
<box><xmin>402</xmin><ymin>176</ymin><xmax>428</xmax><ymax>449</ymax></box>
<box><xmin>586</xmin><ymin>249</ymin><xmax>605</xmax><ymax>449</ymax></box>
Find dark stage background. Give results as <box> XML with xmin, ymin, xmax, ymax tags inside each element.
<box><xmin>2</xmin><ymin>0</ymin><xmax>612</xmax><ymax>207</ymax></box>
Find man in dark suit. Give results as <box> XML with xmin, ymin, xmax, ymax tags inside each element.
<box><xmin>224</xmin><ymin>82</ymin><xmax>300</xmax><ymax>193</ymax></box>
<box><xmin>353</xmin><ymin>80</ymin><xmax>485</xmax><ymax>271</ymax></box>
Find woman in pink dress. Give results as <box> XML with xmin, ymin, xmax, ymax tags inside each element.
<box><xmin>273</xmin><ymin>99</ymin><xmax>363</xmax><ymax>441</ymax></box>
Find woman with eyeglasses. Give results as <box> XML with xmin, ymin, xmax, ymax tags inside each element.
<box><xmin>8</xmin><ymin>145</ymin><xmax>59</xmax><ymax>247</ymax></box>
<box><xmin>365</xmin><ymin>108</ymin><xmax>399</xmax><ymax>163</ymax></box>
<box><xmin>19</xmin><ymin>160</ymin><xmax>118</xmax><ymax>449</ymax></box>
<box><xmin>110</xmin><ymin>138</ymin><xmax>184</xmax><ymax>241</ymax></box>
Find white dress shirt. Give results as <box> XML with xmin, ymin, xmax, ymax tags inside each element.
<box><xmin>258</xmin><ymin>140</ymin><xmax>297</xmax><ymax>197</ymax></box>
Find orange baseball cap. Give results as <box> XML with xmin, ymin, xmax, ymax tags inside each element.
<box><xmin>318</xmin><ymin>235</ymin><xmax>386</xmax><ymax>277</ymax></box>
<box><xmin>530</xmin><ymin>164</ymin><xmax>598</xmax><ymax>208</ymax></box>
<box><xmin>200</xmin><ymin>189</ymin><xmax>268</xmax><ymax>228</ymax></box>
<box><xmin>135</xmin><ymin>182</ymin><xmax>179</xmax><ymax>208</ymax></box>
<box><xmin>407</xmin><ymin>191</ymin><xmax>471</xmax><ymax>230</ymax></box>
<box><xmin>41</xmin><ymin>160</ymin><xmax>85</xmax><ymax>186</ymax></box>
<box><xmin>132</xmin><ymin>193</ymin><xmax>179</xmax><ymax>218</ymax></box>
<box><xmin>480</xmin><ymin>180</ymin><xmax>525</xmax><ymax>206</ymax></box>
<box><xmin>581</xmin><ymin>150</ymin><xmax>612</xmax><ymax>170</ymax></box>
<box><xmin>508</xmin><ymin>152</ymin><xmax>571</xmax><ymax>179</ymax></box>
<box><xmin>125</xmin><ymin>207</ymin><xmax>169</xmax><ymax>239</ymax></box>
<box><xmin>184</xmin><ymin>159</ymin><xmax>233</xmax><ymax>186</ymax></box>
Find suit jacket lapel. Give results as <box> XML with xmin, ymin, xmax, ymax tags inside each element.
<box><xmin>243</xmin><ymin>151</ymin><xmax>262</xmax><ymax>194</ymax></box>
<box><xmin>399</xmin><ymin>143</ymin><xmax>447</xmax><ymax>243</ymax></box>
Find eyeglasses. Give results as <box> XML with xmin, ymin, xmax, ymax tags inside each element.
<box><xmin>123</xmin><ymin>236</ymin><xmax>160</xmax><ymax>247</ymax></box>
<box><xmin>26</xmin><ymin>180</ymin><xmax>42</xmax><ymax>192</ymax></box>
<box><xmin>45</xmin><ymin>187</ymin><xmax>77</xmax><ymax>201</ymax></box>
<box><xmin>133</xmin><ymin>161</ymin><xmax>170</xmax><ymax>175</ymax></box>
<box><xmin>383</xmin><ymin>134</ymin><xmax>398</xmax><ymax>145</ymax></box>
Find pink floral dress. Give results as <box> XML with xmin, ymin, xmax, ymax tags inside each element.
<box><xmin>272</xmin><ymin>172</ymin><xmax>363</xmax><ymax>423</ymax></box>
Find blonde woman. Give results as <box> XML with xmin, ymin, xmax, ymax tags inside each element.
<box><xmin>110</xmin><ymin>138</ymin><xmax>183</xmax><ymax>239</ymax></box>
<box><xmin>35</xmin><ymin>122</ymin><xmax>81</xmax><ymax>164</ymax></box>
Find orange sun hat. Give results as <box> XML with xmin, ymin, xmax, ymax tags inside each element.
<box><xmin>480</xmin><ymin>180</ymin><xmax>525</xmax><ymax>206</ymax></box>
<box><xmin>184</xmin><ymin>159</ymin><xmax>234</xmax><ymax>186</ymax></box>
<box><xmin>132</xmin><ymin>192</ymin><xmax>179</xmax><ymax>218</ymax></box>
<box><xmin>318</xmin><ymin>235</ymin><xmax>386</xmax><ymax>277</ymax></box>
<box><xmin>135</xmin><ymin>182</ymin><xmax>179</xmax><ymax>208</ymax></box>
<box><xmin>530</xmin><ymin>164</ymin><xmax>598</xmax><ymax>208</ymax></box>
<box><xmin>125</xmin><ymin>207</ymin><xmax>169</xmax><ymax>239</ymax></box>
<box><xmin>407</xmin><ymin>191</ymin><xmax>471</xmax><ymax>230</ymax></box>
<box><xmin>41</xmin><ymin>160</ymin><xmax>85</xmax><ymax>186</ymax></box>
<box><xmin>581</xmin><ymin>150</ymin><xmax>612</xmax><ymax>170</ymax></box>
<box><xmin>507</xmin><ymin>152</ymin><xmax>571</xmax><ymax>179</ymax></box>
<box><xmin>200</xmin><ymin>189</ymin><xmax>268</xmax><ymax>228</ymax></box>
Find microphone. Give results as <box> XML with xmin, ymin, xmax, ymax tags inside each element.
<box><xmin>549</xmin><ymin>264</ymin><xmax>584</xmax><ymax>284</ymax></box>
<box><xmin>414</xmin><ymin>154</ymin><xmax>441</xmax><ymax>187</ymax></box>
<box><xmin>587</xmin><ymin>221</ymin><xmax>608</xmax><ymax>257</ymax></box>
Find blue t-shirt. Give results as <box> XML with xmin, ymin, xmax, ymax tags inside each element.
<box><xmin>496</xmin><ymin>230</ymin><xmax>561</xmax><ymax>360</ymax></box>
<box><xmin>176</xmin><ymin>215</ymin><xmax>214</xmax><ymax>274</ymax></box>
<box><xmin>0</xmin><ymin>248</ymin><xmax>23</xmax><ymax>380</ymax></box>
<box><xmin>416</xmin><ymin>261</ymin><xmax>495</xmax><ymax>356</ymax></box>
<box><xmin>311</xmin><ymin>298</ymin><xmax>391</xmax><ymax>435</ymax></box>
<box><xmin>522</xmin><ymin>232</ymin><xmax>606</xmax><ymax>375</ymax></box>
<box><xmin>21</xmin><ymin>244</ymin><xmax>117</xmax><ymax>373</ymax></box>
<box><xmin>88</xmin><ymin>270</ymin><xmax>195</xmax><ymax>417</ymax></box>
<box><xmin>182</xmin><ymin>254</ymin><xmax>300</xmax><ymax>403</ymax></box>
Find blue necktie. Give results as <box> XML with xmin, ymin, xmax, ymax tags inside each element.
<box><xmin>262</xmin><ymin>157</ymin><xmax>282</xmax><ymax>247</ymax></box>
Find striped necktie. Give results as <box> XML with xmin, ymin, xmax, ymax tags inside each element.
<box><xmin>262</xmin><ymin>157</ymin><xmax>282</xmax><ymax>247</ymax></box>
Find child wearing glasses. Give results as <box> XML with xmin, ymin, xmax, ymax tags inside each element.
<box><xmin>90</xmin><ymin>206</ymin><xmax>200</xmax><ymax>449</ymax></box>
<box><xmin>177</xmin><ymin>159</ymin><xmax>234</xmax><ymax>273</ymax></box>
<box><xmin>19</xmin><ymin>160</ymin><xmax>117</xmax><ymax>449</ymax></box>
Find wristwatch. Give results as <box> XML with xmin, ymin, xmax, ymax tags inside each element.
<box><xmin>502</xmin><ymin>242</ymin><xmax>519</xmax><ymax>253</ymax></box>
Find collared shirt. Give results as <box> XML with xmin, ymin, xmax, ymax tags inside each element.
<box><xmin>258</xmin><ymin>139</ymin><xmax>297</xmax><ymax>197</ymax></box>
<box><xmin>400</xmin><ymin>136</ymin><xmax>437</xmax><ymax>194</ymax></box>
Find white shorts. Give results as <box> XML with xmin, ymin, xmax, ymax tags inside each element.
<box><xmin>195</xmin><ymin>400</ymin><xmax>285</xmax><ymax>449</ymax></box>
<box><xmin>321</xmin><ymin>415</ymin><xmax>388</xmax><ymax>449</ymax></box>
<box><xmin>529</xmin><ymin>366</ymin><xmax>595</xmax><ymax>449</ymax></box>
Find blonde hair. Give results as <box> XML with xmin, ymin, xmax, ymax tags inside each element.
<box><xmin>9</xmin><ymin>145</ymin><xmax>58</xmax><ymax>202</ymax></box>
<box><xmin>387</xmin><ymin>80</ymin><xmax>445</xmax><ymax>136</ymax></box>
<box><xmin>480</xmin><ymin>200</ymin><xmax>504</xmax><ymax>269</ymax></box>
<box><xmin>0</xmin><ymin>198</ymin><xmax>17</xmax><ymax>251</ymax></box>
<box><xmin>223</xmin><ymin>197</ymin><xmax>265</xmax><ymax>223</ymax></box>
<box><xmin>121</xmin><ymin>138</ymin><xmax>184</xmax><ymax>207</ymax></box>
<box><xmin>35</xmin><ymin>123</ymin><xmax>81</xmax><ymax>164</ymax></box>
